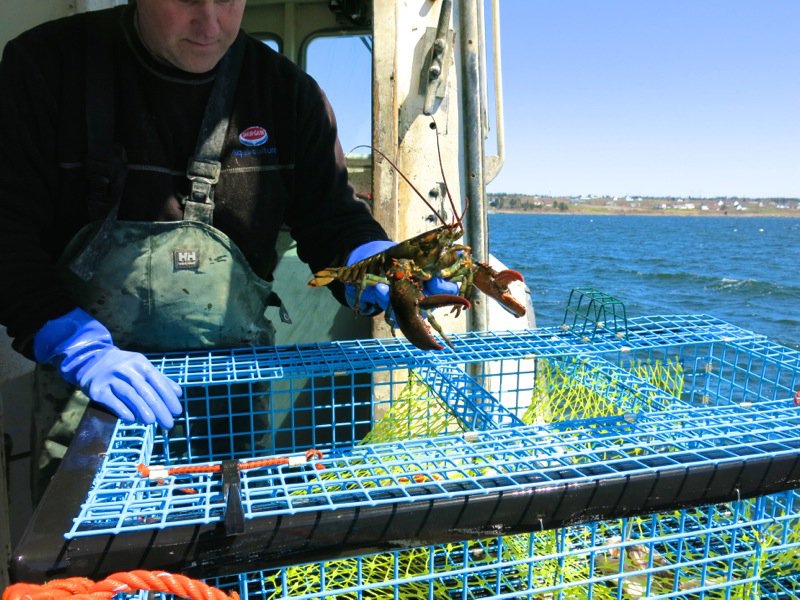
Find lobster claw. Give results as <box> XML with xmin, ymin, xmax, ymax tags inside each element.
<box><xmin>391</xmin><ymin>287</ymin><xmax>471</xmax><ymax>350</ymax></box>
<box><xmin>388</xmin><ymin>274</ymin><xmax>471</xmax><ymax>351</ymax></box>
<box><xmin>472</xmin><ymin>262</ymin><xmax>527</xmax><ymax>318</ymax></box>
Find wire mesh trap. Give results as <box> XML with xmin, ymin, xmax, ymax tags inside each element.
<box><xmin>11</xmin><ymin>308</ymin><xmax>800</xmax><ymax>598</ymax></box>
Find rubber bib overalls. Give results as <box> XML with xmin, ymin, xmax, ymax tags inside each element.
<box><xmin>31</xmin><ymin>32</ymin><xmax>285</xmax><ymax>500</ymax></box>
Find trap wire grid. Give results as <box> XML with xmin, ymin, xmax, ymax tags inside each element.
<box><xmin>150</xmin><ymin>314</ymin><xmax>767</xmax><ymax>384</ymax></box>
<box><xmin>66</xmin><ymin>398</ymin><xmax>800</xmax><ymax>541</ymax></box>
<box><xmin>13</xmin><ymin>314</ymin><xmax>800</xmax><ymax>582</ymax></box>
<box><xmin>63</xmin><ymin>317</ymin><xmax>800</xmax><ymax>539</ymax></box>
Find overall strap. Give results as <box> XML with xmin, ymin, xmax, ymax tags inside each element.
<box><xmin>184</xmin><ymin>32</ymin><xmax>247</xmax><ymax>224</ymax></box>
<box><xmin>70</xmin><ymin>8</ymin><xmax>128</xmax><ymax>281</ymax></box>
<box><xmin>84</xmin><ymin>12</ymin><xmax>127</xmax><ymax>216</ymax></box>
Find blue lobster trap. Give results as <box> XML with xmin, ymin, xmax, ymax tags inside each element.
<box><xmin>11</xmin><ymin>300</ymin><xmax>800</xmax><ymax>598</ymax></box>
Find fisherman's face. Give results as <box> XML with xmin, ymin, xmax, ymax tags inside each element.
<box><xmin>136</xmin><ymin>0</ymin><xmax>246</xmax><ymax>74</ymax></box>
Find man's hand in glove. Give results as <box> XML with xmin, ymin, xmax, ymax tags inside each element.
<box><xmin>34</xmin><ymin>308</ymin><xmax>183</xmax><ymax>428</ymax></box>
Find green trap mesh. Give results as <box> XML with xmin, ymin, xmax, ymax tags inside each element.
<box><xmin>561</xmin><ymin>287</ymin><xmax>629</xmax><ymax>341</ymax></box>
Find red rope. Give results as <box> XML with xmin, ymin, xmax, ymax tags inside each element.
<box><xmin>3</xmin><ymin>571</ymin><xmax>239</xmax><ymax>600</ymax></box>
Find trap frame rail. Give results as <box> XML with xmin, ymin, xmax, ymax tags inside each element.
<box><xmin>10</xmin><ymin>314</ymin><xmax>800</xmax><ymax>595</ymax></box>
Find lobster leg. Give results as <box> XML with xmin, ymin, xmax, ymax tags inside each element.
<box><xmin>472</xmin><ymin>262</ymin><xmax>527</xmax><ymax>318</ymax></box>
<box><xmin>308</xmin><ymin>254</ymin><xmax>388</xmax><ymax>288</ymax></box>
<box><xmin>420</xmin><ymin>295</ymin><xmax>471</xmax><ymax>349</ymax></box>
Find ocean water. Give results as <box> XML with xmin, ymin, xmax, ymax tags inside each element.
<box><xmin>488</xmin><ymin>213</ymin><xmax>800</xmax><ymax>350</ymax></box>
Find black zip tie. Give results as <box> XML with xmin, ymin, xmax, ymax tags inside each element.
<box><xmin>221</xmin><ymin>459</ymin><xmax>245</xmax><ymax>535</ymax></box>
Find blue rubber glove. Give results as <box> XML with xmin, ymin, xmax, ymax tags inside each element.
<box><xmin>345</xmin><ymin>240</ymin><xmax>395</xmax><ymax>315</ymax></box>
<box><xmin>423</xmin><ymin>276</ymin><xmax>460</xmax><ymax>297</ymax></box>
<box><xmin>33</xmin><ymin>308</ymin><xmax>183</xmax><ymax>428</ymax></box>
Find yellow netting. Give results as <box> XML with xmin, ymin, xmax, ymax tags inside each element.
<box><xmin>522</xmin><ymin>356</ymin><xmax>684</xmax><ymax>425</ymax></box>
<box><xmin>360</xmin><ymin>372</ymin><xmax>464</xmax><ymax>444</ymax></box>
<box><xmin>261</xmin><ymin>545</ymin><xmax>447</xmax><ymax>599</ymax></box>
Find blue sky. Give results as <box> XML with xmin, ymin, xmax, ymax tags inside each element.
<box><xmin>484</xmin><ymin>1</ymin><xmax>800</xmax><ymax>198</ymax></box>
<box><xmin>310</xmin><ymin>1</ymin><xmax>800</xmax><ymax>199</ymax></box>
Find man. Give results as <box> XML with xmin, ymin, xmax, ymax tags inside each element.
<box><xmin>0</xmin><ymin>0</ymin><xmax>448</xmax><ymax>499</ymax></box>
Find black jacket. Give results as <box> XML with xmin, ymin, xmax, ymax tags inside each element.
<box><xmin>0</xmin><ymin>6</ymin><xmax>387</xmax><ymax>356</ymax></box>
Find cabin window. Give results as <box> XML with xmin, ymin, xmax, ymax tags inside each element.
<box><xmin>260</xmin><ymin>37</ymin><xmax>280</xmax><ymax>53</ymax></box>
<box><xmin>304</xmin><ymin>34</ymin><xmax>372</xmax><ymax>157</ymax></box>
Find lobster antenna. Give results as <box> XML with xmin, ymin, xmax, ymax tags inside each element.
<box><xmin>349</xmin><ymin>144</ymin><xmax>449</xmax><ymax>227</ymax></box>
<box><xmin>428</xmin><ymin>117</ymin><xmax>463</xmax><ymax>228</ymax></box>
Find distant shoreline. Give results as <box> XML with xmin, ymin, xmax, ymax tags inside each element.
<box><xmin>487</xmin><ymin>193</ymin><xmax>800</xmax><ymax>218</ymax></box>
<box><xmin>489</xmin><ymin>207</ymin><xmax>799</xmax><ymax>218</ymax></box>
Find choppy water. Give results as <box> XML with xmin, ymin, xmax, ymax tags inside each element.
<box><xmin>489</xmin><ymin>213</ymin><xmax>800</xmax><ymax>350</ymax></box>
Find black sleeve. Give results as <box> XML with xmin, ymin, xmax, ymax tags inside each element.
<box><xmin>284</xmin><ymin>76</ymin><xmax>389</xmax><ymax>277</ymax></box>
<box><xmin>0</xmin><ymin>34</ymin><xmax>80</xmax><ymax>357</ymax></box>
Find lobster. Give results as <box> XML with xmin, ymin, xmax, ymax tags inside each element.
<box><xmin>385</xmin><ymin>258</ymin><xmax>471</xmax><ymax>350</ymax></box>
<box><xmin>308</xmin><ymin>120</ymin><xmax>526</xmax><ymax>350</ymax></box>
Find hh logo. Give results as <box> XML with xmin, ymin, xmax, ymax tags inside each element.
<box><xmin>174</xmin><ymin>249</ymin><xmax>200</xmax><ymax>270</ymax></box>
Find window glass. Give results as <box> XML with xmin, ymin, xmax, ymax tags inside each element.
<box><xmin>260</xmin><ymin>37</ymin><xmax>280</xmax><ymax>52</ymax></box>
<box><xmin>305</xmin><ymin>34</ymin><xmax>372</xmax><ymax>156</ymax></box>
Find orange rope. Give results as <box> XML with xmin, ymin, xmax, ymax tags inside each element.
<box><xmin>137</xmin><ymin>448</ymin><xmax>324</xmax><ymax>478</ymax></box>
<box><xmin>3</xmin><ymin>570</ymin><xmax>239</xmax><ymax>600</ymax></box>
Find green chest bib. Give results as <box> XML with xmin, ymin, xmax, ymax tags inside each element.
<box><xmin>59</xmin><ymin>219</ymin><xmax>281</xmax><ymax>351</ymax></box>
